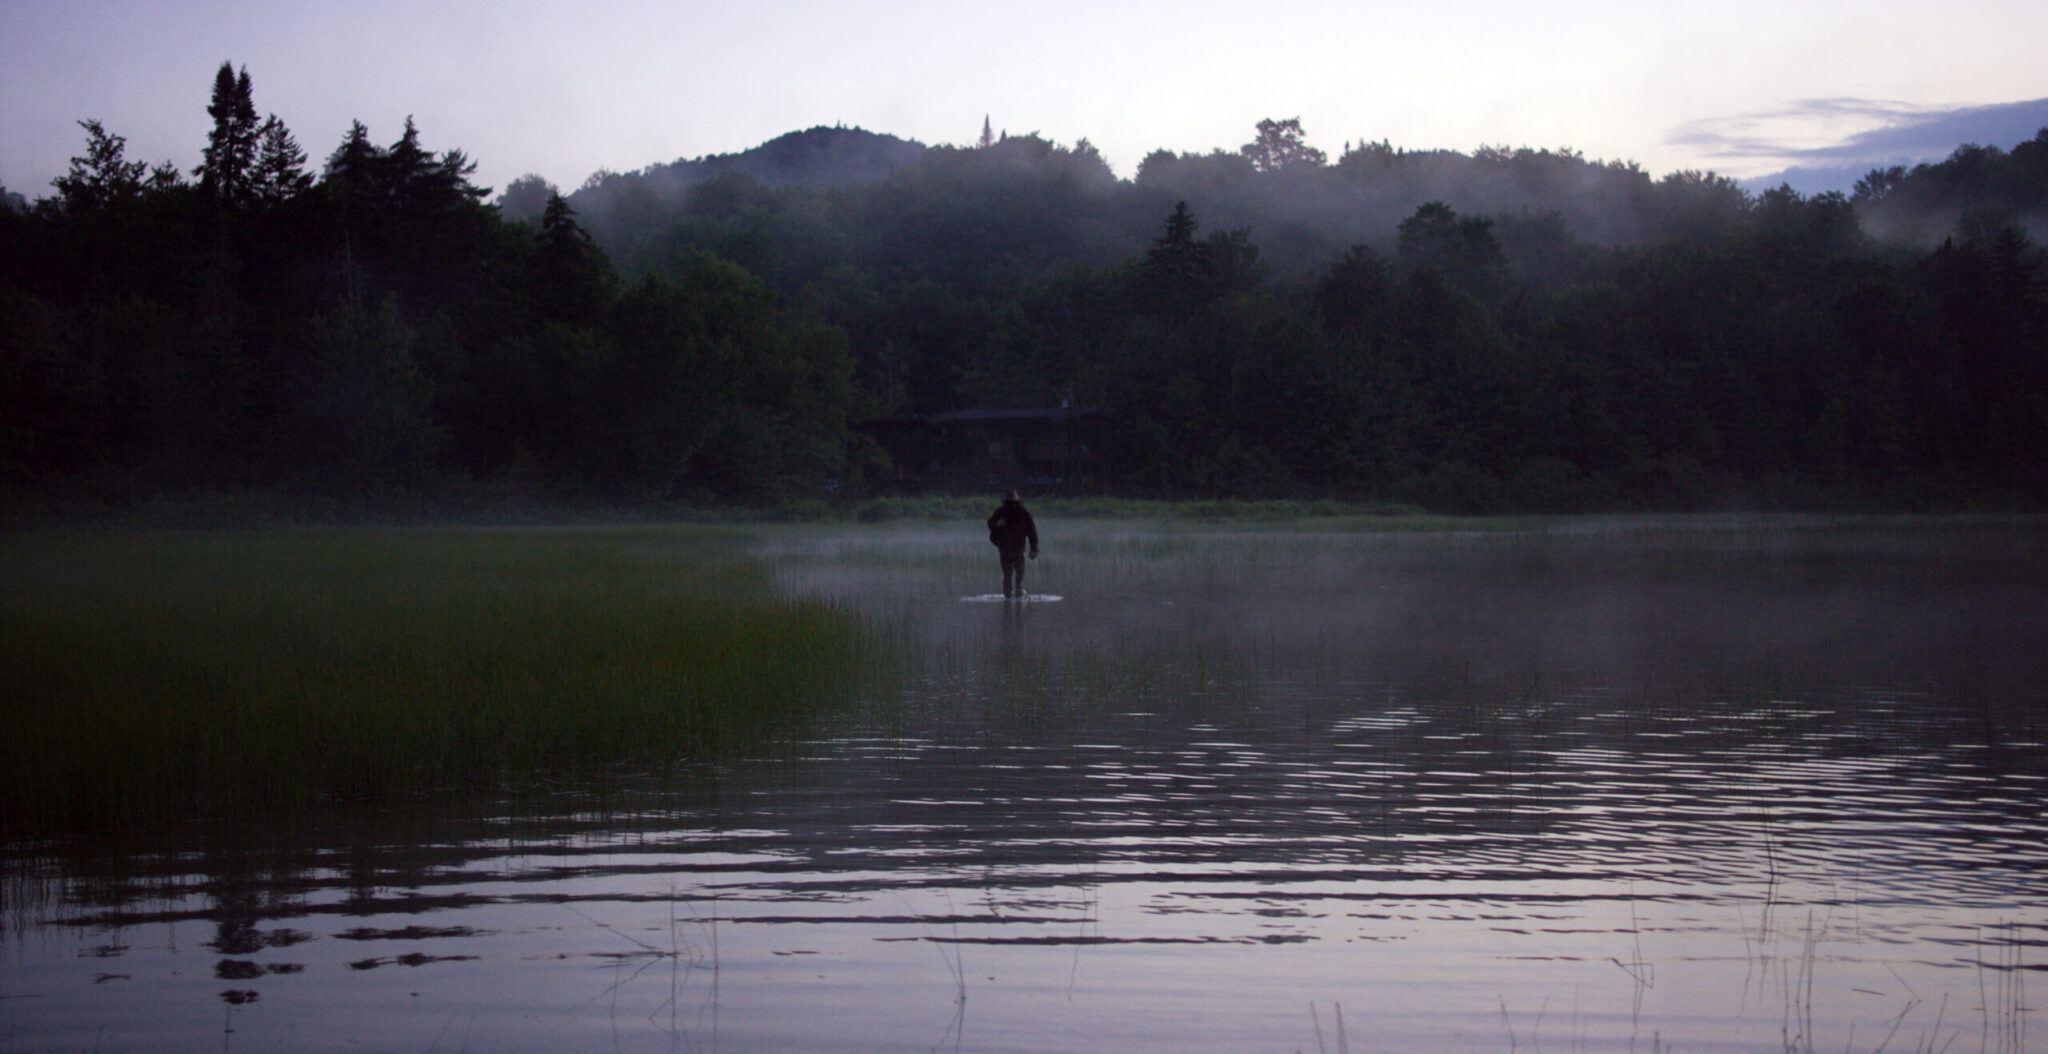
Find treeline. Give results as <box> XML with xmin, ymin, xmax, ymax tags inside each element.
<box><xmin>525</xmin><ymin>118</ymin><xmax>2048</xmax><ymax>509</ymax></box>
<box><xmin>2</xmin><ymin>65</ymin><xmax>860</xmax><ymax>506</ymax></box>
<box><xmin>3</xmin><ymin>70</ymin><xmax>2045</xmax><ymax>512</ymax></box>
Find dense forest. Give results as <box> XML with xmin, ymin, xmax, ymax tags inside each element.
<box><xmin>4</xmin><ymin>67</ymin><xmax>2045</xmax><ymax>514</ymax></box>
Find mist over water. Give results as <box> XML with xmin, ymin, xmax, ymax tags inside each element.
<box><xmin>4</xmin><ymin>517</ymin><xmax>2044</xmax><ymax>1051</ymax></box>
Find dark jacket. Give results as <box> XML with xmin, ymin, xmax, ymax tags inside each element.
<box><xmin>987</xmin><ymin>500</ymin><xmax>1038</xmax><ymax>558</ymax></box>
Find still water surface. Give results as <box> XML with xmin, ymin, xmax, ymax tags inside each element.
<box><xmin>5</xmin><ymin>517</ymin><xmax>2045</xmax><ymax>1051</ymax></box>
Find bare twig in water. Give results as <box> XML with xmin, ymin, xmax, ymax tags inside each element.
<box><xmin>563</xmin><ymin>903</ymin><xmax>662</xmax><ymax>955</ymax></box>
<box><xmin>894</xmin><ymin>891</ymin><xmax>967</xmax><ymax>1054</ymax></box>
<box><xmin>1307</xmin><ymin>1000</ymin><xmax>1350</xmax><ymax>1054</ymax></box>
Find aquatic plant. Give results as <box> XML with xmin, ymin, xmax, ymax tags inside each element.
<box><xmin>0</xmin><ymin>526</ymin><xmax>899</xmax><ymax>836</ymax></box>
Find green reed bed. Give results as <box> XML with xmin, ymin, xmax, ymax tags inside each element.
<box><xmin>0</xmin><ymin>526</ymin><xmax>898</xmax><ymax>837</ymax></box>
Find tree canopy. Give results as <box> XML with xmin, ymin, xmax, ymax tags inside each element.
<box><xmin>5</xmin><ymin>88</ymin><xmax>2045</xmax><ymax>514</ymax></box>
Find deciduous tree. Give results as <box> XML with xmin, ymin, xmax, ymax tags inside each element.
<box><xmin>52</xmin><ymin>120</ymin><xmax>147</xmax><ymax>214</ymax></box>
<box><xmin>1240</xmin><ymin>117</ymin><xmax>1327</xmax><ymax>173</ymax></box>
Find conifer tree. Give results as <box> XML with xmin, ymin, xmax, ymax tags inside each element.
<box><xmin>536</xmin><ymin>192</ymin><xmax>611</xmax><ymax>325</ymax></box>
<box><xmin>385</xmin><ymin>116</ymin><xmax>430</xmax><ymax>200</ymax></box>
<box><xmin>250</xmin><ymin>115</ymin><xmax>312</xmax><ymax>207</ymax></box>
<box><xmin>1142</xmin><ymin>201</ymin><xmax>1210</xmax><ymax>305</ymax></box>
<box><xmin>198</xmin><ymin>62</ymin><xmax>260</xmax><ymax>206</ymax></box>
<box><xmin>324</xmin><ymin>120</ymin><xmax>381</xmax><ymax>189</ymax></box>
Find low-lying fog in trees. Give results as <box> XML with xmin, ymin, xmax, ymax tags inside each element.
<box><xmin>4</xmin><ymin>65</ymin><xmax>2044</xmax><ymax>514</ymax></box>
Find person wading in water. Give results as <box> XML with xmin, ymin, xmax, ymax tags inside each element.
<box><xmin>986</xmin><ymin>490</ymin><xmax>1039</xmax><ymax>598</ymax></box>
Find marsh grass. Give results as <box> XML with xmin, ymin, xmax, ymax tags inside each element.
<box><xmin>0</xmin><ymin>526</ymin><xmax>898</xmax><ymax>837</ymax></box>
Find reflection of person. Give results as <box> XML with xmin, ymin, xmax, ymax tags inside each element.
<box><xmin>986</xmin><ymin>490</ymin><xmax>1039</xmax><ymax>598</ymax></box>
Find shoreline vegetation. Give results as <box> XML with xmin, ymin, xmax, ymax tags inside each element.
<box><xmin>4</xmin><ymin>486</ymin><xmax>1474</xmax><ymax>532</ymax></box>
<box><xmin>6</xmin><ymin>66</ymin><xmax>2045</xmax><ymax>522</ymax></box>
<box><xmin>14</xmin><ymin>479</ymin><xmax>2042</xmax><ymax>534</ymax></box>
<box><xmin>0</xmin><ymin>526</ymin><xmax>898</xmax><ymax>839</ymax></box>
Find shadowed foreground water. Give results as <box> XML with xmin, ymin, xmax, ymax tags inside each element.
<box><xmin>4</xmin><ymin>517</ymin><xmax>2045</xmax><ymax>1051</ymax></box>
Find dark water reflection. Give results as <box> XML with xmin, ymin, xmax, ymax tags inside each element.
<box><xmin>5</xmin><ymin>517</ymin><xmax>2046</xmax><ymax>1051</ymax></box>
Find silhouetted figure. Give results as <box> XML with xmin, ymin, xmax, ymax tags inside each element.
<box><xmin>986</xmin><ymin>490</ymin><xmax>1039</xmax><ymax>598</ymax></box>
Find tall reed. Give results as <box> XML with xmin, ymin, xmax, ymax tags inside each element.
<box><xmin>0</xmin><ymin>526</ymin><xmax>897</xmax><ymax>836</ymax></box>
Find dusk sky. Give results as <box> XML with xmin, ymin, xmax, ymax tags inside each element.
<box><xmin>6</xmin><ymin>0</ymin><xmax>2047</xmax><ymax>204</ymax></box>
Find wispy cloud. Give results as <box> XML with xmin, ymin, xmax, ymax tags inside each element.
<box><xmin>1670</xmin><ymin>97</ymin><xmax>2048</xmax><ymax>168</ymax></box>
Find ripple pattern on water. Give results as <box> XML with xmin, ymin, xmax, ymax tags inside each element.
<box><xmin>6</xmin><ymin>519</ymin><xmax>2047</xmax><ymax>1052</ymax></box>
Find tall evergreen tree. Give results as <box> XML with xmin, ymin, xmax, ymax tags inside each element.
<box><xmin>1143</xmin><ymin>201</ymin><xmax>1207</xmax><ymax>304</ymax></box>
<box><xmin>250</xmin><ymin>115</ymin><xmax>312</xmax><ymax>207</ymax></box>
<box><xmin>197</xmin><ymin>62</ymin><xmax>260</xmax><ymax>207</ymax></box>
<box><xmin>324</xmin><ymin>120</ymin><xmax>381</xmax><ymax>189</ymax></box>
<box><xmin>384</xmin><ymin>116</ymin><xmax>431</xmax><ymax>201</ymax></box>
<box><xmin>535</xmin><ymin>192</ymin><xmax>611</xmax><ymax>326</ymax></box>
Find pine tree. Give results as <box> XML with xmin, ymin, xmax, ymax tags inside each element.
<box><xmin>536</xmin><ymin>192</ymin><xmax>611</xmax><ymax>325</ymax></box>
<box><xmin>384</xmin><ymin>116</ymin><xmax>430</xmax><ymax>201</ymax></box>
<box><xmin>1144</xmin><ymin>201</ymin><xmax>1207</xmax><ymax>292</ymax></box>
<box><xmin>250</xmin><ymin>115</ymin><xmax>312</xmax><ymax>207</ymax></box>
<box><xmin>197</xmin><ymin>62</ymin><xmax>260</xmax><ymax>206</ymax></box>
<box><xmin>980</xmin><ymin>115</ymin><xmax>994</xmax><ymax>149</ymax></box>
<box><xmin>323</xmin><ymin>120</ymin><xmax>381</xmax><ymax>189</ymax></box>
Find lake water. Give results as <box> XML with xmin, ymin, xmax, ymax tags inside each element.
<box><xmin>5</xmin><ymin>517</ymin><xmax>2045</xmax><ymax>1052</ymax></box>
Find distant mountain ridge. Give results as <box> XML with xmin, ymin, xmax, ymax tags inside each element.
<box><xmin>557</xmin><ymin>120</ymin><xmax>2048</xmax><ymax>286</ymax></box>
<box><xmin>654</xmin><ymin>125</ymin><xmax>928</xmax><ymax>189</ymax></box>
<box><xmin>569</xmin><ymin>126</ymin><xmax>926</xmax><ymax>215</ymax></box>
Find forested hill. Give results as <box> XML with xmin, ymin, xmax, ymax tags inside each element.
<box><xmin>500</xmin><ymin>127</ymin><xmax>929</xmax><ymax>228</ymax></box>
<box><xmin>619</xmin><ymin>126</ymin><xmax>927</xmax><ymax>192</ymax></box>
<box><xmin>3</xmin><ymin>66</ymin><xmax>2045</xmax><ymax>515</ymax></box>
<box><xmin>560</xmin><ymin>120</ymin><xmax>2048</xmax><ymax>283</ymax></box>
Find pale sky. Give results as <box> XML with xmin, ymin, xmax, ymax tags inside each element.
<box><xmin>5</xmin><ymin>0</ymin><xmax>2047</xmax><ymax>203</ymax></box>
